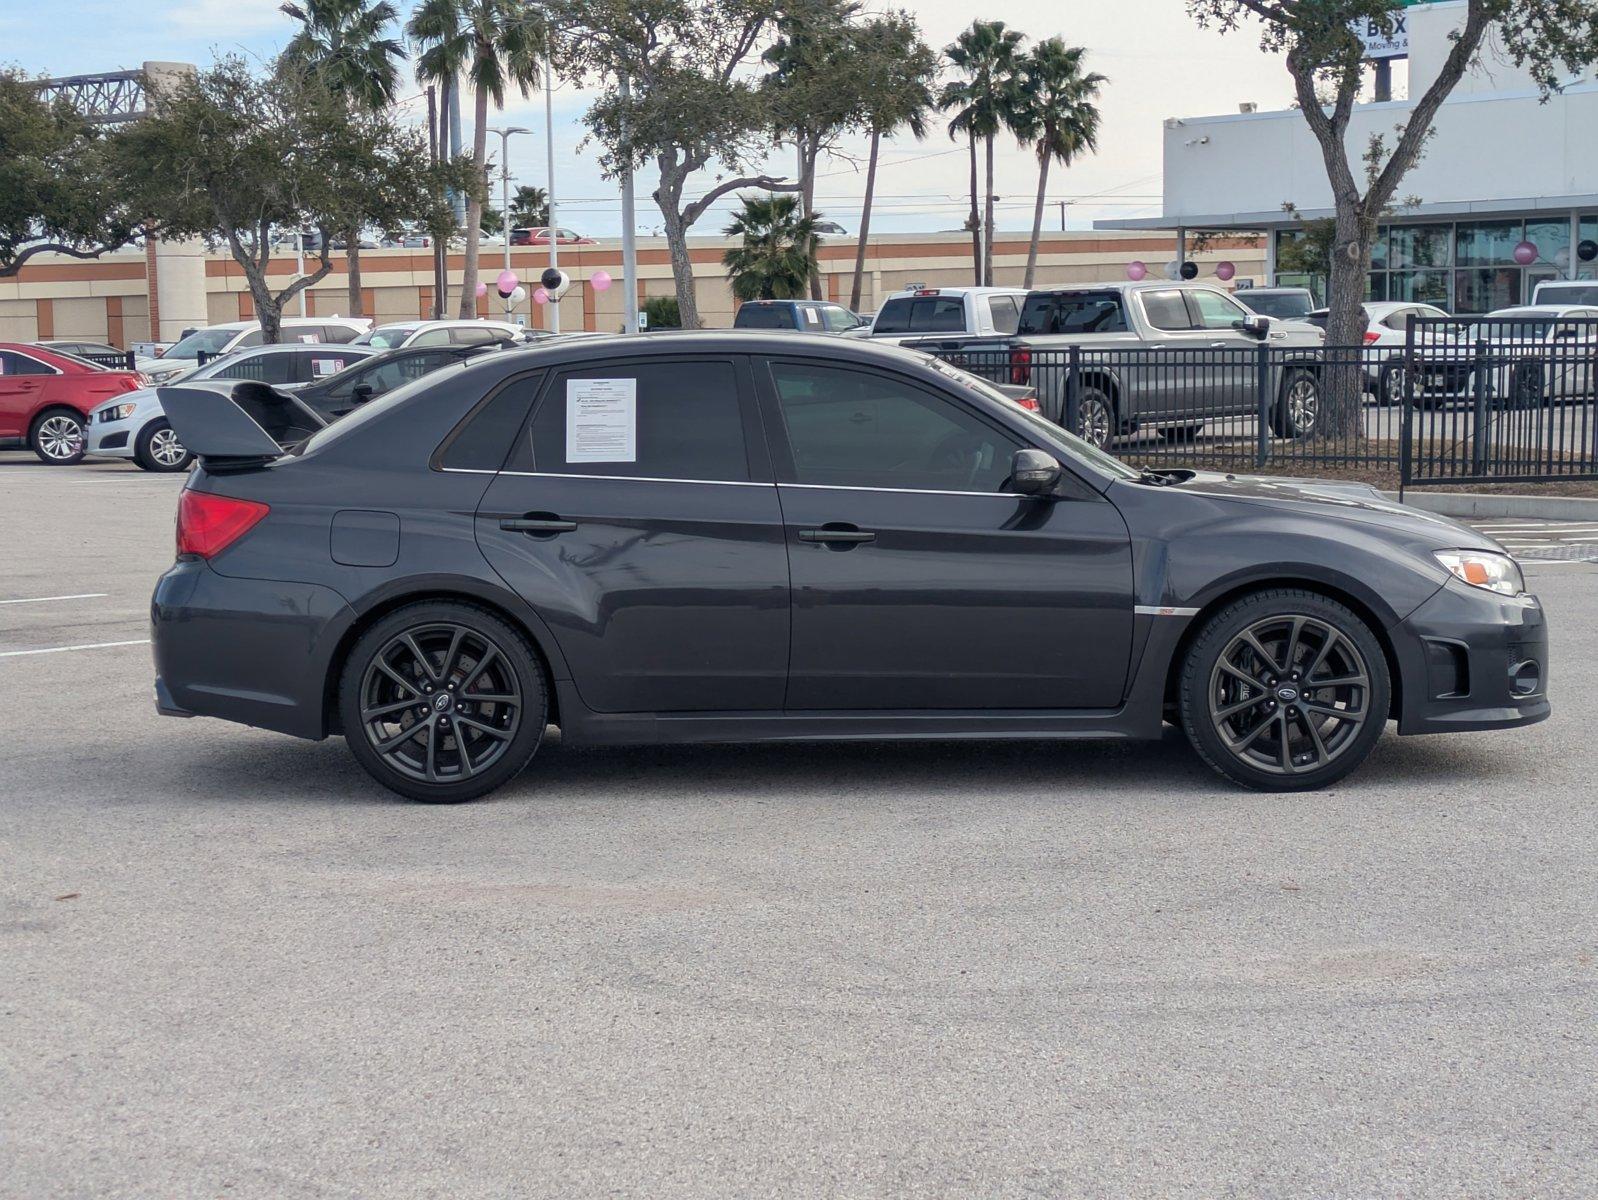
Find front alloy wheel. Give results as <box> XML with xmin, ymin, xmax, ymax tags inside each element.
<box><xmin>1074</xmin><ymin>388</ymin><xmax>1115</xmax><ymax>448</ymax></box>
<box><xmin>1180</xmin><ymin>590</ymin><xmax>1390</xmax><ymax>790</ymax></box>
<box><xmin>1273</xmin><ymin>369</ymin><xmax>1321</xmax><ymax>438</ymax></box>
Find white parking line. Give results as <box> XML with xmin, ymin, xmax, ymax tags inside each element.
<box><xmin>0</xmin><ymin>593</ymin><xmax>109</xmax><ymax>606</ymax></box>
<box><xmin>0</xmin><ymin>638</ymin><xmax>151</xmax><ymax>659</ymax></box>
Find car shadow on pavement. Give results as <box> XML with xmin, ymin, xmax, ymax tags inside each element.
<box><xmin>164</xmin><ymin>723</ymin><xmax>1522</xmax><ymax>808</ymax></box>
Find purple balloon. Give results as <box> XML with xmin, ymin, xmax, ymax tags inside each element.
<box><xmin>1215</xmin><ymin>261</ymin><xmax>1236</xmax><ymax>282</ymax></box>
<box><xmin>1513</xmin><ymin>240</ymin><xmax>1538</xmax><ymax>265</ymax></box>
<box><xmin>590</xmin><ymin>270</ymin><xmax>613</xmax><ymax>292</ymax></box>
<box><xmin>497</xmin><ymin>268</ymin><xmax>519</xmax><ymax>293</ymax></box>
<box><xmin>474</xmin><ymin>281</ymin><xmax>488</xmax><ymax>298</ymax></box>
<box><xmin>1126</xmin><ymin>260</ymin><xmax>1148</xmax><ymax>281</ymax></box>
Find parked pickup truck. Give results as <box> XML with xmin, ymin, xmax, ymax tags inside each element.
<box><xmin>903</xmin><ymin>281</ymin><xmax>1326</xmax><ymax>447</ymax></box>
<box><xmin>865</xmin><ymin>285</ymin><xmax>1029</xmax><ymax>345</ymax></box>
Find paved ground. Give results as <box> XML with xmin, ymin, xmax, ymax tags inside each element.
<box><xmin>2</xmin><ymin>452</ymin><xmax>1596</xmax><ymax>1199</ymax></box>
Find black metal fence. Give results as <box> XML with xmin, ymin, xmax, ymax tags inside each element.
<box><xmin>933</xmin><ymin>342</ymin><xmax>1405</xmax><ymax>475</ymax></box>
<box><xmin>1402</xmin><ymin>315</ymin><xmax>1598</xmax><ymax>486</ymax></box>
<box><xmin>79</xmin><ymin>350</ymin><xmax>137</xmax><ymax>371</ymax></box>
<box><xmin>929</xmin><ymin>319</ymin><xmax>1598</xmax><ymax>486</ymax></box>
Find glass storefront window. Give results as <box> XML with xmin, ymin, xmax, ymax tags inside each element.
<box><xmin>1455</xmin><ymin>221</ymin><xmax>1521</xmax><ymax>266</ymax></box>
<box><xmin>1524</xmin><ymin>219</ymin><xmax>1571</xmax><ymax>271</ymax></box>
<box><xmin>1454</xmin><ymin>267</ymin><xmax>1520</xmax><ymax>313</ymax></box>
<box><xmin>1389</xmin><ymin>270</ymin><xmax>1450</xmax><ymax>306</ymax></box>
<box><xmin>1370</xmin><ymin>230</ymin><xmax>1389</xmax><ymax>271</ymax></box>
<box><xmin>1366</xmin><ymin>273</ymin><xmax>1387</xmax><ymax>302</ymax></box>
<box><xmin>1577</xmin><ymin>215</ymin><xmax>1597</xmax><ymax>281</ymax></box>
<box><xmin>1391</xmin><ymin>225</ymin><xmax>1452</xmax><ymax>269</ymax></box>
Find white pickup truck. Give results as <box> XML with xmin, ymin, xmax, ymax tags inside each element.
<box><xmin>862</xmin><ymin>285</ymin><xmax>1029</xmax><ymax>345</ymax></box>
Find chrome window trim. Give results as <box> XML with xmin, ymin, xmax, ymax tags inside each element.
<box><xmin>781</xmin><ymin>482</ymin><xmax>1027</xmax><ymax>499</ymax></box>
<box><xmin>1134</xmin><ymin>605</ymin><xmax>1200</xmax><ymax>618</ymax></box>
<box><xmin>441</xmin><ymin>467</ymin><xmax>773</xmax><ymax>488</ymax></box>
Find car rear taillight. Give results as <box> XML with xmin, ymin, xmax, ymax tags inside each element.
<box><xmin>176</xmin><ymin>490</ymin><xmax>269</xmax><ymax>559</ymax></box>
<box><xmin>1014</xmin><ymin>393</ymin><xmax>1041</xmax><ymax>412</ymax></box>
<box><xmin>1009</xmin><ymin>346</ymin><xmax>1033</xmax><ymax>386</ymax></box>
<box><xmin>1363</xmin><ymin>330</ymin><xmax>1381</xmax><ymax>344</ymax></box>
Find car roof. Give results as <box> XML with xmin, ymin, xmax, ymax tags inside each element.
<box><xmin>221</xmin><ymin>342</ymin><xmax>379</xmax><ymax>360</ymax></box>
<box><xmin>1488</xmin><ymin>305</ymin><xmax>1590</xmax><ymax>317</ymax></box>
<box><xmin>372</xmin><ymin>318</ymin><xmax>518</xmax><ymax>329</ymax></box>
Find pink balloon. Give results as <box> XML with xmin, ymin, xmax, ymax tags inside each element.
<box><xmin>533</xmin><ymin>287</ymin><xmax>549</xmax><ymax>305</ymax></box>
<box><xmin>1126</xmin><ymin>260</ymin><xmax>1148</xmax><ymax>281</ymax></box>
<box><xmin>497</xmin><ymin>269</ymin><xmax>519</xmax><ymax>293</ymax></box>
<box><xmin>1513</xmin><ymin>240</ymin><xmax>1538</xmax><ymax>265</ymax></box>
<box><xmin>474</xmin><ymin>281</ymin><xmax>488</xmax><ymax>298</ymax></box>
<box><xmin>1215</xmin><ymin>261</ymin><xmax>1236</xmax><ymax>282</ymax></box>
<box><xmin>590</xmin><ymin>270</ymin><xmax>613</xmax><ymax>292</ymax></box>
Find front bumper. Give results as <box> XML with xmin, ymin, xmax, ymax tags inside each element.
<box><xmin>85</xmin><ymin>412</ymin><xmax>140</xmax><ymax>458</ymax></box>
<box><xmin>1393</xmin><ymin>578</ymin><xmax>1549</xmax><ymax>735</ymax></box>
<box><xmin>151</xmin><ymin>558</ymin><xmax>357</xmax><ymax>740</ymax></box>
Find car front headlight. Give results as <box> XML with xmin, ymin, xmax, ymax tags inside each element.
<box><xmin>147</xmin><ymin>366</ymin><xmax>184</xmax><ymax>383</ymax></box>
<box><xmin>106</xmin><ymin>403</ymin><xmax>138</xmax><ymax>421</ymax></box>
<box><xmin>1435</xmin><ymin>550</ymin><xmax>1524</xmax><ymax>597</ymax></box>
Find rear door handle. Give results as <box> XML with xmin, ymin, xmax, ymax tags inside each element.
<box><xmin>499</xmin><ymin>515</ymin><xmax>577</xmax><ymax>534</ymax></box>
<box><xmin>798</xmin><ymin>526</ymin><xmax>876</xmax><ymax>545</ymax></box>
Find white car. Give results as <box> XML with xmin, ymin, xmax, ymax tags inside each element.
<box><xmin>1398</xmin><ymin>304</ymin><xmax>1598</xmax><ymax>408</ymax></box>
<box><xmin>86</xmin><ymin>343</ymin><xmax>375</xmax><ymax>471</ymax></box>
<box><xmin>1302</xmin><ymin>301</ymin><xmax>1450</xmax><ymax>403</ymax></box>
<box><xmin>865</xmin><ymin>286</ymin><xmax>1029</xmax><ymax>346</ymax></box>
<box><xmin>353</xmin><ymin>319</ymin><xmax>523</xmax><ymax>350</ymax></box>
<box><xmin>134</xmin><ymin>318</ymin><xmax>370</xmax><ymax>385</ymax></box>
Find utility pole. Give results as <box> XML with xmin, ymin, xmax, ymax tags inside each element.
<box><xmin>489</xmin><ymin>126</ymin><xmax>530</xmax><ymax>322</ymax></box>
<box><xmin>619</xmin><ymin>70</ymin><xmax>639</xmax><ymax>334</ymax></box>
<box><xmin>1057</xmin><ymin>200</ymin><xmax>1068</xmax><ymax>232</ymax></box>
<box><xmin>544</xmin><ymin>58</ymin><xmax>560</xmax><ymax>333</ymax></box>
<box><xmin>426</xmin><ymin>84</ymin><xmax>446</xmax><ymax>318</ymax></box>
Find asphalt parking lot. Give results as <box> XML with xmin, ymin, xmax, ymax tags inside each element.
<box><xmin>3</xmin><ymin>452</ymin><xmax>1596</xmax><ymax>1199</ymax></box>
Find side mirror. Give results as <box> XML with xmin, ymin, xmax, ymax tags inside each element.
<box><xmin>1233</xmin><ymin>314</ymin><xmax>1271</xmax><ymax>339</ymax></box>
<box><xmin>350</xmin><ymin>383</ymin><xmax>375</xmax><ymax>404</ymax></box>
<box><xmin>1008</xmin><ymin>448</ymin><xmax>1062</xmax><ymax>496</ymax></box>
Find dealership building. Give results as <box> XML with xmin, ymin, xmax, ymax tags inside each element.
<box><xmin>1100</xmin><ymin>0</ymin><xmax>1598</xmax><ymax>312</ymax></box>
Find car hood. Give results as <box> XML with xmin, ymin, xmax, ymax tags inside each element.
<box><xmin>1158</xmin><ymin>470</ymin><xmax>1501</xmax><ymax>550</ymax></box>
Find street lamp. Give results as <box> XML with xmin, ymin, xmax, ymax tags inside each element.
<box><xmin>488</xmin><ymin>125</ymin><xmax>530</xmax><ymax>319</ymax></box>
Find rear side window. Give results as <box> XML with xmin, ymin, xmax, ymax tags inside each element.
<box><xmin>735</xmin><ymin>305</ymin><xmax>795</xmax><ymax>329</ymax></box>
<box><xmin>872</xmin><ymin>296</ymin><xmax>967</xmax><ymax>334</ymax></box>
<box><xmin>0</xmin><ymin>351</ymin><xmax>55</xmax><ymax>376</ymax></box>
<box><xmin>451</xmin><ymin>327</ymin><xmax>503</xmax><ymax>345</ymax></box>
<box><xmin>1017</xmin><ymin>293</ymin><xmax>1127</xmax><ymax>335</ymax></box>
<box><xmin>213</xmin><ymin>352</ymin><xmax>307</xmax><ymax>385</ymax></box>
<box><xmin>1140</xmin><ymin>290</ymin><xmax>1195</xmax><ymax>331</ymax></box>
<box><xmin>986</xmin><ymin>295</ymin><xmax>1020</xmax><ymax>334</ymax></box>
<box><xmin>435</xmin><ymin>373</ymin><xmax>543</xmax><ymax>471</ymax></box>
<box><xmin>321</xmin><ymin>325</ymin><xmax>359</xmax><ymax>344</ymax></box>
<box><xmin>527</xmin><ymin>361</ymin><xmax>752</xmax><ymax>482</ymax></box>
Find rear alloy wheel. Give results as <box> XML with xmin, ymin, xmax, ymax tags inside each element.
<box><xmin>1378</xmin><ymin>361</ymin><xmax>1406</xmax><ymax>407</ymax></box>
<box><xmin>339</xmin><ymin>602</ymin><xmax>548</xmax><ymax>802</ymax></box>
<box><xmin>1271</xmin><ymin>369</ymin><xmax>1321</xmax><ymax>438</ymax></box>
<box><xmin>30</xmin><ymin>409</ymin><xmax>86</xmax><ymax>465</ymax></box>
<box><xmin>134</xmin><ymin>419</ymin><xmax>194</xmax><ymax>472</ymax></box>
<box><xmin>1073</xmin><ymin>387</ymin><xmax>1115</xmax><ymax>448</ymax></box>
<box><xmin>1179</xmin><ymin>589</ymin><xmax>1390</xmax><ymax>790</ymax></box>
<box><xmin>1507</xmin><ymin>362</ymin><xmax>1544</xmax><ymax>409</ymax></box>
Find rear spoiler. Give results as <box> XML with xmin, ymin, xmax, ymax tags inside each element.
<box><xmin>158</xmin><ymin>382</ymin><xmax>328</xmax><ymax>471</ymax></box>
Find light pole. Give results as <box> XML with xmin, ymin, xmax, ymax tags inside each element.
<box><xmin>488</xmin><ymin>125</ymin><xmax>530</xmax><ymax>322</ymax></box>
<box><xmin>544</xmin><ymin>57</ymin><xmax>560</xmax><ymax>333</ymax></box>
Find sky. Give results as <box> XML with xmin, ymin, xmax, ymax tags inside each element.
<box><xmin>5</xmin><ymin>0</ymin><xmax>1298</xmax><ymax>237</ymax></box>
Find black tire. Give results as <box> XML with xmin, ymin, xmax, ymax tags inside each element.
<box><xmin>339</xmin><ymin>601</ymin><xmax>549</xmax><ymax>803</ymax></box>
<box><xmin>1270</xmin><ymin>368</ymin><xmax>1321</xmax><ymax>438</ymax></box>
<box><xmin>1178</xmin><ymin>588</ymin><xmax>1390</xmax><ymax>791</ymax></box>
<box><xmin>1158</xmin><ymin>423</ymin><xmax>1204</xmax><ymax>443</ymax></box>
<box><xmin>29</xmin><ymin>408</ymin><xmax>86</xmax><ymax>465</ymax></box>
<box><xmin>133</xmin><ymin>419</ymin><xmax>194</xmax><ymax>472</ymax></box>
<box><xmin>1072</xmin><ymin>386</ymin><xmax>1115</xmax><ymax>448</ymax></box>
<box><xmin>1506</xmin><ymin>362</ymin><xmax>1544</xmax><ymax>410</ymax></box>
<box><xmin>1376</xmin><ymin>361</ymin><xmax>1406</xmax><ymax>407</ymax></box>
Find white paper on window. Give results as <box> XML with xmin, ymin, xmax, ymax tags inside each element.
<box><xmin>566</xmin><ymin>378</ymin><xmax>637</xmax><ymax>463</ymax></box>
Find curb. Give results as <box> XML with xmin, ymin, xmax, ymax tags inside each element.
<box><xmin>1384</xmin><ymin>490</ymin><xmax>1598</xmax><ymax>521</ymax></box>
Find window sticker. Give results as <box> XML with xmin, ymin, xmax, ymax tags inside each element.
<box><xmin>566</xmin><ymin>378</ymin><xmax>637</xmax><ymax>463</ymax></box>
<box><xmin>311</xmin><ymin>358</ymin><xmax>343</xmax><ymax>376</ymax></box>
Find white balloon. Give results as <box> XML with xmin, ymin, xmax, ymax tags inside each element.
<box><xmin>1163</xmin><ymin>260</ymin><xmax>1182</xmax><ymax>280</ymax></box>
<box><xmin>510</xmin><ymin>285</ymin><xmax>527</xmax><ymax>304</ymax></box>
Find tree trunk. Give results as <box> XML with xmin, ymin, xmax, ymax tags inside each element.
<box><xmin>983</xmin><ymin>133</ymin><xmax>996</xmax><ymax>287</ymax></box>
<box><xmin>1024</xmin><ymin>150</ymin><xmax>1051</xmax><ymax>290</ymax></box>
<box><xmin>801</xmin><ymin>135</ymin><xmax>823</xmax><ymax>302</ymax></box>
<box><xmin>656</xmin><ymin>165</ymin><xmax>700</xmax><ymax>329</ymax></box>
<box><xmin>458</xmin><ymin>80</ymin><xmax>490</xmax><ymax>320</ymax></box>
<box><xmin>850</xmin><ymin>128</ymin><xmax>880</xmax><ymax>313</ymax></box>
<box><xmin>345</xmin><ymin>224</ymin><xmax>363</xmax><ymax>317</ymax></box>
<box><xmin>966</xmin><ymin>132</ymin><xmax>981</xmax><ymax>286</ymax></box>
<box><xmin>1320</xmin><ymin>206</ymin><xmax>1376</xmax><ymax>438</ymax></box>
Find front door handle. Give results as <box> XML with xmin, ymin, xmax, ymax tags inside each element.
<box><xmin>499</xmin><ymin>515</ymin><xmax>577</xmax><ymax>534</ymax></box>
<box><xmin>798</xmin><ymin>525</ymin><xmax>876</xmax><ymax>545</ymax></box>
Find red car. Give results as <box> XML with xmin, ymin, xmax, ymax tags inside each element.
<box><xmin>508</xmin><ymin>226</ymin><xmax>597</xmax><ymax>246</ymax></box>
<box><xmin>0</xmin><ymin>343</ymin><xmax>144</xmax><ymax>464</ymax></box>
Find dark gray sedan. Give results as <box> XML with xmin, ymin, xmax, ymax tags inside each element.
<box><xmin>149</xmin><ymin>333</ymin><xmax>1548</xmax><ymax>802</ymax></box>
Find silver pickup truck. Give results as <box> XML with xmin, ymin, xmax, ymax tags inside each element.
<box><xmin>904</xmin><ymin>280</ymin><xmax>1326</xmax><ymax>447</ymax></box>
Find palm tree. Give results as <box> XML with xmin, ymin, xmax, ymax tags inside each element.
<box><xmin>848</xmin><ymin>14</ymin><xmax>937</xmax><ymax>312</ymax></box>
<box><xmin>940</xmin><ymin>21</ymin><xmax>1026</xmax><ymax>287</ymax></box>
<box><xmin>409</xmin><ymin>0</ymin><xmax>544</xmax><ymax>319</ymax></box>
<box><xmin>281</xmin><ymin>0</ymin><xmax>405</xmax><ymax>317</ymax></box>
<box><xmin>1012</xmin><ymin>40</ymin><xmax>1105</xmax><ymax>289</ymax></box>
<box><xmin>722</xmin><ymin>194</ymin><xmax>821</xmax><ymax>301</ymax></box>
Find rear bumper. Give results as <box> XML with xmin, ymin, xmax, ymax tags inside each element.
<box><xmin>151</xmin><ymin>559</ymin><xmax>356</xmax><ymax>740</ymax></box>
<box><xmin>1393</xmin><ymin>579</ymin><xmax>1550</xmax><ymax>735</ymax></box>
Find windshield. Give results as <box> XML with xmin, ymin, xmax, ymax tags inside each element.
<box><xmin>921</xmin><ymin>356</ymin><xmax>1140</xmax><ymax>482</ymax></box>
<box><xmin>734</xmin><ymin>306</ymin><xmax>795</xmax><ymax>329</ymax></box>
<box><xmin>1239</xmin><ymin>292</ymin><xmax>1312</xmax><ymax>319</ymax></box>
<box><xmin>356</xmin><ymin>324</ymin><xmax>419</xmax><ymax>348</ymax></box>
<box><xmin>164</xmin><ymin>328</ymin><xmax>239</xmax><ymax>358</ymax></box>
<box><xmin>1463</xmin><ymin>318</ymin><xmax>1554</xmax><ymax>341</ymax></box>
<box><xmin>1534</xmin><ymin>284</ymin><xmax>1598</xmax><ymax>305</ymax></box>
